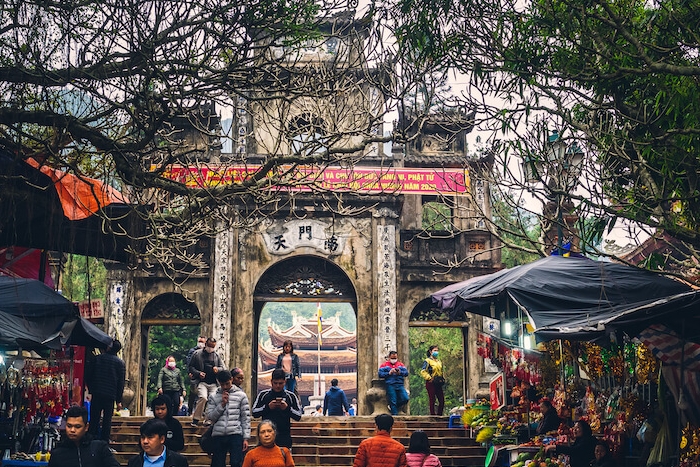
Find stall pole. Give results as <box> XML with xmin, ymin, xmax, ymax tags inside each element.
<box><xmin>559</xmin><ymin>340</ymin><xmax>566</xmax><ymax>395</ymax></box>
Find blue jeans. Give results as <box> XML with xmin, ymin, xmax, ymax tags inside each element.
<box><xmin>385</xmin><ymin>382</ymin><xmax>409</xmax><ymax>415</ymax></box>
<box><xmin>285</xmin><ymin>377</ymin><xmax>296</xmax><ymax>393</ymax></box>
<box><xmin>211</xmin><ymin>434</ymin><xmax>244</xmax><ymax>467</ymax></box>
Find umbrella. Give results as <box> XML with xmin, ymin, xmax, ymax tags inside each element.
<box><xmin>0</xmin><ymin>309</ymin><xmax>67</xmax><ymax>350</ymax></box>
<box><xmin>0</xmin><ymin>276</ymin><xmax>76</xmax><ymax>318</ymax></box>
<box><xmin>44</xmin><ymin>317</ymin><xmax>113</xmax><ymax>349</ymax></box>
<box><xmin>431</xmin><ymin>256</ymin><xmax>700</xmax><ymax>341</ymax></box>
<box><xmin>0</xmin><ymin>276</ymin><xmax>111</xmax><ymax>350</ymax></box>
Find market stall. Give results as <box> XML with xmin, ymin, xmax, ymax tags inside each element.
<box><xmin>432</xmin><ymin>256</ymin><xmax>700</xmax><ymax>467</ymax></box>
<box><xmin>0</xmin><ymin>276</ymin><xmax>111</xmax><ymax>463</ymax></box>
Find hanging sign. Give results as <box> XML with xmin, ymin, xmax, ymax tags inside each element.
<box><xmin>78</xmin><ymin>299</ymin><xmax>104</xmax><ymax>320</ymax></box>
<box><xmin>490</xmin><ymin>372</ymin><xmax>506</xmax><ymax>410</ymax></box>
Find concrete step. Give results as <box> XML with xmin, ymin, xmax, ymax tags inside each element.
<box><xmin>109</xmin><ymin>416</ymin><xmax>487</xmax><ymax>467</ymax></box>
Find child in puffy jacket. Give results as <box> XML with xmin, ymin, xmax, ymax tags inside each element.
<box><xmin>406</xmin><ymin>431</ymin><xmax>442</xmax><ymax>467</ymax></box>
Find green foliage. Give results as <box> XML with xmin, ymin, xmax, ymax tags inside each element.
<box><xmin>422</xmin><ymin>201</ymin><xmax>453</xmax><ymax>232</ymax></box>
<box><xmin>408</xmin><ymin>327</ymin><xmax>464</xmax><ymax>415</ymax></box>
<box><xmin>61</xmin><ymin>254</ymin><xmax>107</xmax><ymax>301</ymax></box>
<box><xmin>491</xmin><ymin>195</ymin><xmax>541</xmax><ymax>268</ymax></box>
<box><xmin>392</xmin><ymin>0</ymin><xmax>700</xmax><ymax>274</ymax></box>
<box><xmin>146</xmin><ymin>325</ymin><xmax>200</xmax><ymax>405</ymax></box>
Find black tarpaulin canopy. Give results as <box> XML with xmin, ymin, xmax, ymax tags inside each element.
<box><xmin>0</xmin><ymin>149</ymin><xmax>135</xmax><ymax>263</ymax></box>
<box><xmin>431</xmin><ymin>256</ymin><xmax>700</xmax><ymax>341</ymax></box>
<box><xmin>0</xmin><ymin>276</ymin><xmax>112</xmax><ymax>350</ymax></box>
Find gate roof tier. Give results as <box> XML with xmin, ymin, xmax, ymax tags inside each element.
<box><xmin>268</xmin><ymin>315</ymin><xmax>356</xmax><ymax>350</ymax></box>
<box><xmin>258</xmin><ymin>368</ymin><xmax>357</xmax><ymax>397</ymax></box>
<box><xmin>259</xmin><ymin>345</ymin><xmax>357</xmax><ymax>369</ymax></box>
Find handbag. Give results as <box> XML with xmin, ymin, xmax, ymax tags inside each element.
<box><xmin>433</xmin><ymin>375</ymin><xmax>445</xmax><ymax>386</ymax></box>
<box><xmin>199</xmin><ymin>425</ymin><xmax>215</xmax><ymax>453</ymax></box>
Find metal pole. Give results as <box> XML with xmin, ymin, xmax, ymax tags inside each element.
<box><xmin>557</xmin><ymin>193</ymin><xmax>564</xmax><ymax>256</ymax></box>
<box><xmin>317</xmin><ymin>334</ymin><xmax>321</xmax><ymax>396</ymax></box>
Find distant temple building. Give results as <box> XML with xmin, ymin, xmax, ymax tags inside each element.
<box><xmin>258</xmin><ymin>312</ymin><xmax>357</xmax><ymax>405</ymax></box>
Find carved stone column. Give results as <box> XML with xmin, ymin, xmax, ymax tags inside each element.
<box><xmin>212</xmin><ymin>227</ymin><xmax>234</xmax><ymax>362</ymax></box>
<box><xmin>105</xmin><ymin>267</ymin><xmax>130</xmax><ymax>346</ymax></box>
<box><xmin>374</xmin><ymin>209</ymin><xmax>398</xmax><ymax>366</ymax></box>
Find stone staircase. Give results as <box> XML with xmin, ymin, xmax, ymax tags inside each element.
<box><xmin>110</xmin><ymin>416</ymin><xmax>487</xmax><ymax>467</ymax></box>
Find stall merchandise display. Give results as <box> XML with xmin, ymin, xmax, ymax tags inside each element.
<box><xmin>0</xmin><ymin>350</ymin><xmax>80</xmax><ymax>460</ymax></box>
<box><xmin>21</xmin><ymin>359</ymin><xmax>70</xmax><ymax>422</ymax></box>
<box><xmin>509</xmin><ymin>448</ymin><xmax>566</xmax><ymax>467</ymax></box>
<box><xmin>679</xmin><ymin>423</ymin><xmax>700</xmax><ymax>467</ymax></box>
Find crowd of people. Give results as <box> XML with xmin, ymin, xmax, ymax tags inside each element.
<box><xmin>58</xmin><ymin>335</ymin><xmax>623</xmax><ymax>467</ymax></box>
<box><xmin>66</xmin><ymin>336</ymin><xmax>450</xmax><ymax>467</ymax></box>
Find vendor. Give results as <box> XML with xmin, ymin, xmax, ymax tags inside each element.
<box><xmin>544</xmin><ymin>420</ymin><xmax>596</xmax><ymax>467</ymax></box>
<box><xmin>536</xmin><ymin>399</ymin><xmax>562</xmax><ymax>435</ymax></box>
<box><xmin>592</xmin><ymin>440</ymin><xmax>618</xmax><ymax>467</ymax></box>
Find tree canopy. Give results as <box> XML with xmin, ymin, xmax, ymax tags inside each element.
<box><xmin>0</xmin><ymin>0</ymin><xmax>412</xmax><ymax>272</ymax></box>
<box><xmin>389</xmin><ymin>0</ymin><xmax>700</xmax><ymax>278</ymax></box>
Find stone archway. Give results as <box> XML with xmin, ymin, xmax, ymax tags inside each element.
<box><xmin>140</xmin><ymin>293</ymin><xmax>201</xmax><ymax>414</ymax></box>
<box><xmin>252</xmin><ymin>255</ymin><xmax>357</xmax><ymax>411</ymax></box>
<box><xmin>407</xmin><ymin>299</ymin><xmax>471</xmax><ymax>414</ymax></box>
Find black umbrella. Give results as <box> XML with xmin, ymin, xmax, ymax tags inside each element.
<box><xmin>0</xmin><ymin>276</ymin><xmax>111</xmax><ymax>350</ymax></box>
<box><xmin>0</xmin><ymin>276</ymin><xmax>76</xmax><ymax>318</ymax></box>
<box><xmin>431</xmin><ymin>256</ymin><xmax>700</xmax><ymax>341</ymax></box>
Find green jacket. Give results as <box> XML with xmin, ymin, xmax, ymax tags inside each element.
<box><xmin>157</xmin><ymin>366</ymin><xmax>185</xmax><ymax>392</ymax></box>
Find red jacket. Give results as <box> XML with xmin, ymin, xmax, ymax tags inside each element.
<box><xmin>353</xmin><ymin>431</ymin><xmax>408</xmax><ymax>467</ymax></box>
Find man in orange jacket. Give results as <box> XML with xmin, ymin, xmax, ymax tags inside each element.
<box><xmin>353</xmin><ymin>414</ymin><xmax>408</xmax><ymax>467</ymax></box>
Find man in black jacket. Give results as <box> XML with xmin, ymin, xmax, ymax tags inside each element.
<box><xmin>127</xmin><ymin>419</ymin><xmax>189</xmax><ymax>467</ymax></box>
<box><xmin>86</xmin><ymin>339</ymin><xmax>126</xmax><ymax>443</ymax></box>
<box><xmin>188</xmin><ymin>337</ymin><xmax>225</xmax><ymax>426</ymax></box>
<box><xmin>48</xmin><ymin>405</ymin><xmax>120</xmax><ymax>467</ymax></box>
<box><xmin>185</xmin><ymin>336</ymin><xmax>206</xmax><ymax>415</ymax></box>
<box><xmin>151</xmin><ymin>395</ymin><xmax>185</xmax><ymax>452</ymax></box>
<box><xmin>251</xmin><ymin>368</ymin><xmax>302</xmax><ymax>448</ymax></box>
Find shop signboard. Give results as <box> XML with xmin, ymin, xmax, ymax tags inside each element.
<box><xmin>490</xmin><ymin>372</ymin><xmax>506</xmax><ymax>410</ymax></box>
<box><xmin>78</xmin><ymin>299</ymin><xmax>104</xmax><ymax>320</ymax></box>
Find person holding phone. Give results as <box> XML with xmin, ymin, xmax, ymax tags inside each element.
<box><xmin>251</xmin><ymin>369</ymin><xmax>302</xmax><ymax>449</ymax></box>
<box><xmin>206</xmin><ymin>369</ymin><xmax>251</xmax><ymax>467</ymax></box>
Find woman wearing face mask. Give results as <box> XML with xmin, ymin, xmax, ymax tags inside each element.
<box><xmin>420</xmin><ymin>345</ymin><xmax>445</xmax><ymax>415</ymax></box>
<box><xmin>157</xmin><ymin>355</ymin><xmax>186</xmax><ymax>416</ymax></box>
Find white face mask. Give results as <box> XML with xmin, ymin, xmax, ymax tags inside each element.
<box><xmin>167</xmin><ymin>361</ymin><xmax>176</xmax><ymax>369</ymax></box>
<box><xmin>197</xmin><ymin>342</ymin><xmax>205</xmax><ymax>348</ymax></box>
<box><xmin>389</xmin><ymin>359</ymin><xmax>398</xmax><ymax>364</ymax></box>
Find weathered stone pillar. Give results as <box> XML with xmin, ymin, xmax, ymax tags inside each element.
<box><xmin>212</xmin><ymin>227</ymin><xmax>234</xmax><ymax>363</ymax></box>
<box><xmin>105</xmin><ymin>266</ymin><xmax>130</xmax><ymax>347</ymax></box>
<box><xmin>374</xmin><ymin>211</ymin><xmax>398</xmax><ymax>367</ymax></box>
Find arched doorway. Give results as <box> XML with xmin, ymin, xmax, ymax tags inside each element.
<box><xmin>408</xmin><ymin>299</ymin><xmax>468</xmax><ymax>414</ymax></box>
<box><xmin>253</xmin><ymin>255</ymin><xmax>357</xmax><ymax>411</ymax></box>
<box><xmin>140</xmin><ymin>293</ymin><xmax>201</xmax><ymax>414</ymax></box>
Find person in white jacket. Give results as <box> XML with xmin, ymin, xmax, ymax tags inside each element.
<box><xmin>206</xmin><ymin>369</ymin><xmax>251</xmax><ymax>467</ymax></box>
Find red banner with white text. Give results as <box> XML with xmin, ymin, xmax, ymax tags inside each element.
<box><xmin>155</xmin><ymin>165</ymin><xmax>470</xmax><ymax>195</ymax></box>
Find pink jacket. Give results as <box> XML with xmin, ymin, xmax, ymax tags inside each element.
<box><xmin>406</xmin><ymin>453</ymin><xmax>442</xmax><ymax>467</ymax></box>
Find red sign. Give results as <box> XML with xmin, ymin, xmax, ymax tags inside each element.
<box><xmin>490</xmin><ymin>372</ymin><xmax>506</xmax><ymax>410</ymax></box>
<box><xmin>155</xmin><ymin>165</ymin><xmax>470</xmax><ymax>195</ymax></box>
<box><xmin>78</xmin><ymin>299</ymin><xmax>104</xmax><ymax>320</ymax></box>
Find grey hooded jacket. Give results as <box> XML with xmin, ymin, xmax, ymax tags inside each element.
<box><xmin>206</xmin><ymin>384</ymin><xmax>251</xmax><ymax>439</ymax></box>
